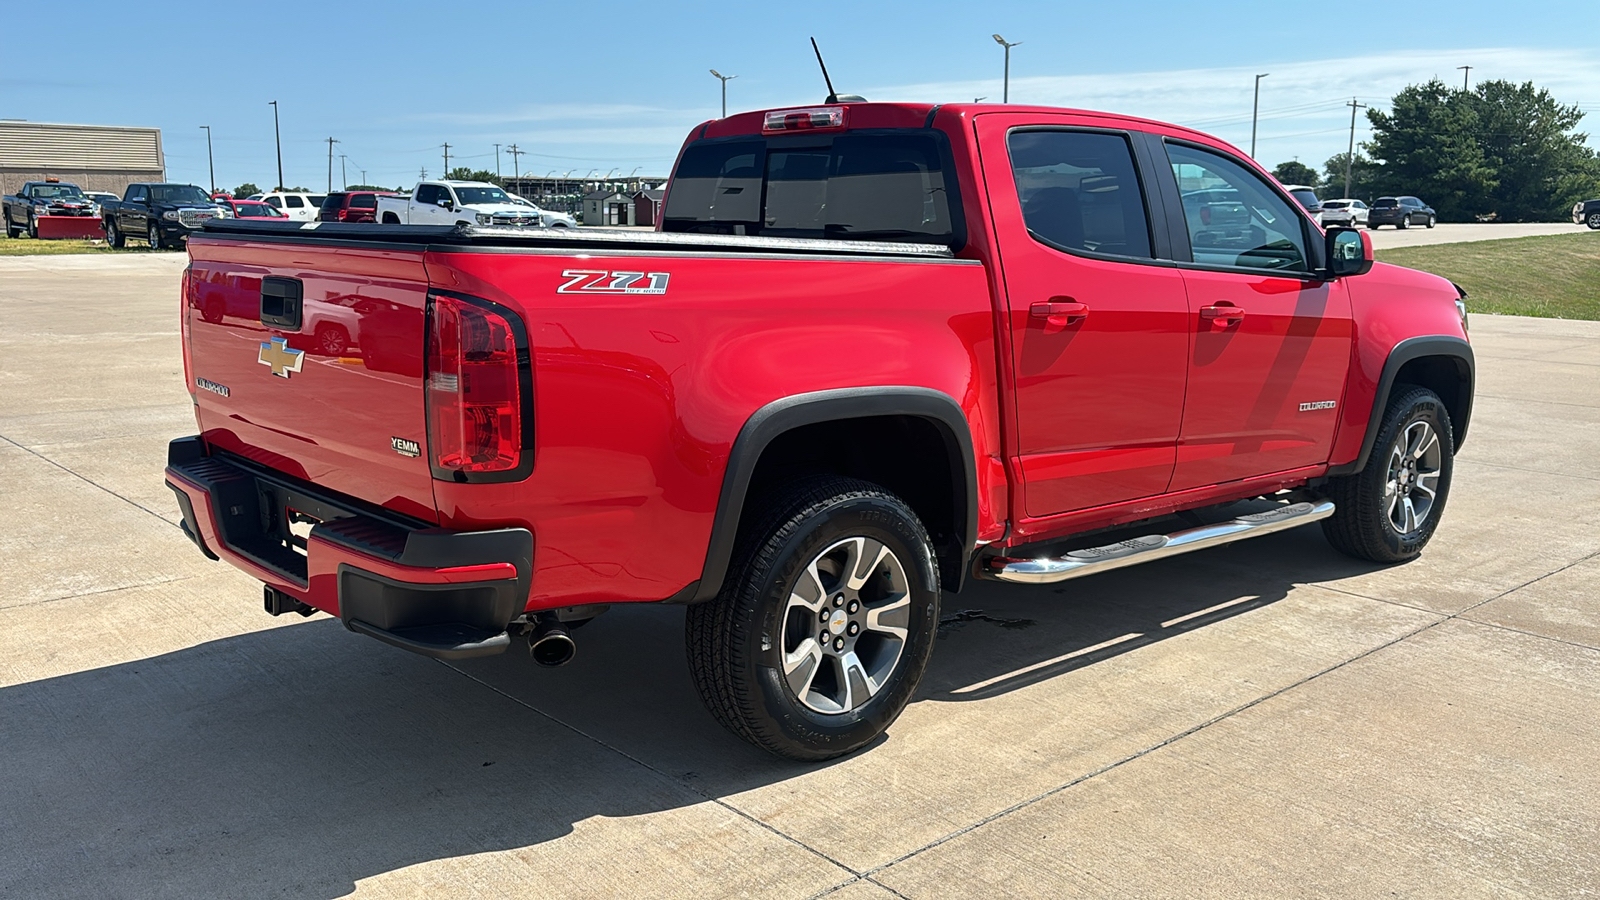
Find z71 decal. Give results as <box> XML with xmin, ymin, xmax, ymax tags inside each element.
<box><xmin>558</xmin><ymin>269</ymin><xmax>670</xmax><ymax>295</ymax></box>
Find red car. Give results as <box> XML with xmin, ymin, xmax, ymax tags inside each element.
<box><xmin>167</xmin><ymin>101</ymin><xmax>1473</xmax><ymax>760</ymax></box>
<box><xmin>318</xmin><ymin>191</ymin><xmax>396</xmax><ymax>223</ymax></box>
<box><xmin>216</xmin><ymin>198</ymin><xmax>289</xmax><ymax>219</ymax></box>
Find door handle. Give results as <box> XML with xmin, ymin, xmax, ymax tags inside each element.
<box><xmin>1030</xmin><ymin>300</ymin><xmax>1089</xmax><ymax>325</ymax></box>
<box><xmin>1199</xmin><ymin>304</ymin><xmax>1245</xmax><ymax>323</ymax></box>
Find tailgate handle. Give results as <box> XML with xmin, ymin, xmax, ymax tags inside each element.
<box><xmin>260</xmin><ymin>277</ymin><xmax>303</xmax><ymax>330</ymax></box>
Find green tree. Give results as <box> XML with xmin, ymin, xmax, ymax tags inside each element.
<box><xmin>343</xmin><ymin>184</ymin><xmax>390</xmax><ymax>192</ymax></box>
<box><xmin>1321</xmin><ymin>152</ymin><xmax>1379</xmax><ymax>201</ymax></box>
<box><xmin>1365</xmin><ymin>79</ymin><xmax>1496</xmax><ymax>221</ymax></box>
<box><xmin>1469</xmin><ymin>80</ymin><xmax>1600</xmax><ymax>221</ymax></box>
<box><xmin>445</xmin><ymin>168</ymin><xmax>503</xmax><ymax>186</ymax></box>
<box><xmin>232</xmin><ymin>182</ymin><xmax>261</xmax><ymax>199</ymax></box>
<box><xmin>1271</xmin><ymin>160</ymin><xmax>1320</xmax><ymax>188</ymax></box>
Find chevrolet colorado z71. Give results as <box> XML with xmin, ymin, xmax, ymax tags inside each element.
<box><xmin>166</xmin><ymin>102</ymin><xmax>1473</xmax><ymax>760</ymax></box>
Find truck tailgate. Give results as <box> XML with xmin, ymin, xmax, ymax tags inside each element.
<box><xmin>185</xmin><ymin>237</ymin><xmax>438</xmax><ymax>523</ymax></box>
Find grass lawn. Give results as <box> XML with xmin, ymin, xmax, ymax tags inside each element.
<box><xmin>1377</xmin><ymin>232</ymin><xmax>1600</xmax><ymax>320</ymax></box>
<box><xmin>0</xmin><ymin>236</ymin><xmax>129</xmax><ymax>256</ymax></box>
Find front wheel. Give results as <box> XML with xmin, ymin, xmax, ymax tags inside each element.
<box><xmin>27</xmin><ymin>214</ymin><xmax>39</xmax><ymax>239</ymax></box>
<box><xmin>105</xmin><ymin>219</ymin><xmax>125</xmax><ymax>248</ymax></box>
<box><xmin>147</xmin><ymin>221</ymin><xmax>163</xmax><ymax>250</ymax></box>
<box><xmin>1426</xmin><ymin>214</ymin><xmax>1436</xmax><ymax>228</ymax></box>
<box><xmin>685</xmin><ymin>476</ymin><xmax>940</xmax><ymax>760</ymax></box>
<box><xmin>1587</xmin><ymin>212</ymin><xmax>1600</xmax><ymax>230</ymax></box>
<box><xmin>1321</xmin><ymin>386</ymin><xmax>1455</xmax><ymax>563</ymax></box>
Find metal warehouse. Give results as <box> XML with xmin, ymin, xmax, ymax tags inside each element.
<box><xmin>0</xmin><ymin>121</ymin><xmax>165</xmax><ymax>196</ymax></box>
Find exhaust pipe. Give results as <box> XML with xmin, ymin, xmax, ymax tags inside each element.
<box><xmin>527</xmin><ymin>614</ymin><xmax>576</xmax><ymax>667</ymax></box>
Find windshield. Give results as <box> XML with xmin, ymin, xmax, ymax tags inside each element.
<box><xmin>149</xmin><ymin>185</ymin><xmax>211</xmax><ymax>204</ymax></box>
<box><xmin>33</xmin><ymin>184</ymin><xmax>85</xmax><ymax>199</ymax></box>
<box><xmin>662</xmin><ymin>131</ymin><xmax>961</xmax><ymax>245</ymax></box>
<box><xmin>455</xmin><ymin>187</ymin><xmax>512</xmax><ymax>205</ymax></box>
<box><xmin>1288</xmin><ymin>189</ymin><xmax>1320</xmax><ymax>210</ymax></box>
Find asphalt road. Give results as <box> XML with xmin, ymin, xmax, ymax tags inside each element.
<box><xmin>1364</xmin><ymin>221</ymin><xmax>1588</xmax><ymax>249</ymax></box>
<box><xmin>2</xmin><ymin>254</ymin><xmax>1597</xmax><ymax>898</ymax></box>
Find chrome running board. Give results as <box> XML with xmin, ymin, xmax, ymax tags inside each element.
<box><xmin>986</xmin><ymin>500</ymin><xmax>1336</xmax><ymax>585</ymax></box>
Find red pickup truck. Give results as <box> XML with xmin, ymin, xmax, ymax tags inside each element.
<box><xmin>166</xmin><ymin>101</ymin><xmax>1473</xmax><ymax>760</ymax></box>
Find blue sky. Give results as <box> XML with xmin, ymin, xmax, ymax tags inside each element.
<box><xmin>5</xmin><ymin>0</ymin><xmax>1598</xmax><ymax>192</ymax></box>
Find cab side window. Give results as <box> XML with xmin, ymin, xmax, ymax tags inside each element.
<box><xmin>1008</xmin><ymin>130</ymin><xmax>1153</xmax><ymax>259</ymax></box>
<box><xmin>414</xmin><ymin>184</ymin><xmax>440</xmax><ymax>206</ymax></box>
<box><xmin>128</xmin><ymin>185</ymin><xmax>147</xmax><ymax>202</ymax></box>
<box><xmin>1166</xmin><ymin>142</ymin><xmax>1309</xmax><ymax>272</ymax></box>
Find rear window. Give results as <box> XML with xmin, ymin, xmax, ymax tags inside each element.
<box><xmin>662</xmin><ymin>131</ymin><xmax>962</xmax><ymax>246</ymax></box>
<box><xmin>309</xmin><ymin>195</ymin><xmax>327</xmax><ymax>206</ymax></box>
<box><xmin>350</xmin><ymin>194</ymin><xmax>378</xmax><ymax>209</ymax></box>
<box><xmin>1374</xmin><ymin>198</ymin><xmax>1399</xmax><ymax>208</ymax></box>
<box><xmin>1288</xmin><ymin>188</ymin><xmax>1320</xmax><ymax>210</ymax></box>
<box><xmin>321</xmin><ymin>193</ymin><xmax>347</xmax><ymax>210</ymax></box>
<box><xmin>1322</xmin><ymin>200</ymin><xmax>1348</xmax><ymax>209</ymax></box>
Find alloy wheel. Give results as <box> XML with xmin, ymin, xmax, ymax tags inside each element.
<box><xmin>1385</xmin><ymin>420</ymin><xmax>1443</xmax><ymax>534</ymax></box>
<box><xmin>779</xmin><ymin>536</ymin><xmax>911</xmax><ymax>715</ymax></box>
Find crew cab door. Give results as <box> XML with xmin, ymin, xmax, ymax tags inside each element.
<box><xmin>977</xmin><ymin>114</ymin><xmax>1191</xmax><ymax>517</ymax></box>
<box><xmin>123</xmin><ymin>185</ymin><xmax>148</xmax><ymax>229</ymax></box>
<box><xmin>412</xmin><ymin>184</ymin><xmax>443</xmax><ymax>223</ymax></box>
<box><xmin>1152</xmin><ymin>137</ymin><xmax>1354</xmax><ymax>490</ymax></box>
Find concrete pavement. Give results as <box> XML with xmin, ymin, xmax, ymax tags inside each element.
<box><xmin>2</xmin><ymin>254</ymin><xmax>1597</xmax><ymax>898</ymax></box>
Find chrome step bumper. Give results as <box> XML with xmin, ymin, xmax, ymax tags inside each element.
<box><xmin>986</xmin><ymin>500</ymin><xmax>1336</xmax><ymax>585</ymax></box>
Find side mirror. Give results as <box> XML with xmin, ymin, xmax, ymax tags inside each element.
<box><xmin>1326</xmin><ymin>227</ymin><xmax>1373</xmax><ymax>278</ymax></box>
<box><xmin>437</xmin><ymin>198</ymin><xmax>452</xmax><ymax>208</ymax></box>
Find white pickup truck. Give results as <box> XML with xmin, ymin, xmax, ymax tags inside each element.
<box><xmin>375</xmin><ymin>180</ymin><xmax>576</xmax><ymax>228</ymax></box>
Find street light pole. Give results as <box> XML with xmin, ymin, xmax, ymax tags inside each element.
<box><xmin>1344</xmin><ymin>97</ymin><xmax>1368</xmax><ymax>199</ymax></box>
<box><xmin>709</xmin><ymin>69</ymin><xmax>736</xmax><ymax>118</ymax></box>
<box><xmin>1250</xmin><ymin>73</ymin><xmax>1269</xmax><ymax>159</ymax></box>
<box><xmin>339</xmin><ymin>154</ymin><xmax>347</xmax><ymax>190</ymax></box>
<box><xmin>199</xmin><ymin>125</ymin><xmax>215</xmax><ymax>193</ymax></box>
<box><xmin>269</xmin><ymin>101</ymin><xmax>284</xmax><ymax>191</ymax></box>
<box><xmin>992</xmin><ymin>35</ymin><xmax>1021</xmax><ymax>103</ymax></box>
<box><xmin>494</xmin><ymin>142</ymin><xmax>501</xmax><ymax>178</ymax></box>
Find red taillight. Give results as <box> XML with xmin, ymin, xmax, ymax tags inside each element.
<box><xmin>426</xmin><ymin>294</ymin><xmax>528</xmax><ymax>478</ymax></box>
<box><xmin>762</xmin><ymin>106</ymin><xmax>846</xmax><ymax>133</ymax></box>
<box><xmin>337</xmin><ymin>208</ymin><xmax>350</xmax><ymax>221</ymax></box>
<box><xmin>180</xmin><ymin>266</ymin><xmax>194</xmax><ymax>395</ymax></box>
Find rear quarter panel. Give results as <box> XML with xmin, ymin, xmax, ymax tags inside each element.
<box><xmin>424</xmin><ymin>249</ymin><xmax>999</xmax><ymax>609</ymax></box>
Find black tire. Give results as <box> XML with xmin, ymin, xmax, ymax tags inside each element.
<box><xmin>27</xmin><ymin>214</ymin><xmax>39</xmax><ymax>239</ymax></box>
<box><xmin>1586</xmin><ymin>212</ymin><xmax>1600</xmax><ymax>230</ymax></box>
<box><xmin>147</xmin><ymin>220</ymin><xmax>163</xmax><ymax>250</ymax></box>
<box><xmin>105</xmin><ymin>218</ymin><xmax>125</xmax><ymax>248</ymax></box>
<box><xmin>1321</xmin><ymin>386</ymin><xmax>1455</xmax><ymax>563</ymax></box>
<box><xmin>685</xmin><ymin>476</ymin><xmax>940</xmax><ymax>761</ymax></box>
<box><xmin>1367</xmin><ymin>223</ymin><xmax>1379</xmax><ymax>230</ymax></box>
<box><xmin>4</xmin><ymin>215</ymin><xmax>19</xmax><ymax>239</ymax></box>
<box><xmin>1426</xmin><ymin>214</ymin><xmax>1436</xmax><ymax>229</ymax></box>
<box><xmin>382</xmin><ymin>212</ymin><xmax>401</xmax><ymax>224</ymax></box>
<box><xmin>201</xmin><ymin>296</ymin><xmax>225</xmax><ymax>324</ymax></box>
<box><xmin>315</xmin><ymin>323</ymin><xmax>350</xmax><ymax>356</ymax></box>
<box><xmin>1397</xmin><ymin>216</ymin><xmax>1409</xmax><ymax>229</ymax></box>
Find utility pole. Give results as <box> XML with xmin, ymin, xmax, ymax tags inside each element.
<box><xmin>1344</xmin><ymin>97</ymin><xmax>1368</xmax><ymax>199</ymax></box>
<box><xmin>360</xmin><ymin>169</ymin><xmax>367</xmax><ymax>187</ymax></box>
<box><xmin>420</xmin><ymin>166</ymin><xmax>427</xmax><ymax>181</ymax></box>
<box><xmin>325</xmin><ymin>137</ymin><xmax>339</xmax><ymax>192</ymax></box>
<box><xmin>709</xmin><ymin>69</ymin><xmax>737</xmax><ymax>118</ymax></box>
<box><xmin>269</xmin><ymin>101</ymin><xmax>284</xmax><ymax>191</ymax></box>
<box><xmin>1251</xmin><ymin>73</ymin><xmax>1269</xmax><ymax>159</ymax></box>
<box><xmin>442</xmin><ymin>143</ymin><xmax>451</xmax><ymax>178</ymax></box>
<box><xmin>507</xmin><ymin>144</ymin><xmax>526</xmax><ymax>195</ymax></box>
<box><xmin>339</xmin><ymin>154</ymin><xmax>347</xmax><ymax>190</ymax></box>
<box><xmin>494</xmin><ymin>143</ymin><xmax>501</xmax><ymax>178</ymax></box>
<box><xmin>1457</xmin><ymin>65</ymin><xmax>1472</xmax><ymax>92</ymax></box>
<box><xmin>199</xmin><ymin>125</ymin><xmax>215</xmax><ymax>193</ymax></box>
<box><xmin>992</xmin><ymin>35</ymin><xmax>1021</xmax><ymax>103</ymax></box>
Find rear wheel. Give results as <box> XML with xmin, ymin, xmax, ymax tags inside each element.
<box><xmin>685</xmin><ymin>476</ymin><xmax>940</xmax><ymax>760</ymax></box>
<box><xmin>1321</xmin><ymin>386</ymin><xmax>1455</xmax><ymax>563</ymax></box>
<box><xmin>5</xmin><ymin>215</ymin><xmax>19</xmax><ymax>238</ymax></box>
<box><xmin>1397</xmin><ymin>216</ymin><xmax>1409</xmax><ymax>229</ymax></box>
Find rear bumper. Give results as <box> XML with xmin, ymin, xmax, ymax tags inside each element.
<box><xmin>164</xmin><ymin>436</ymin><xmax>533</xmax><ymax>659</ymax></box>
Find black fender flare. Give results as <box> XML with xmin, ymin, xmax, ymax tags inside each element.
<box><xmin>1329</xmin><ymin>335</ymin><xmax>1474</xmax><ymax>477</ymax></box>
<box><xmin>668</xmin><ymin>386</ymin><xmax>979</xmax><ymax>603</ymax></box>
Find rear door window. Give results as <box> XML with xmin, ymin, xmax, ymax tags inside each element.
<box><xmin>264</xmin><ymin>196</ymin><xmax>282</xmax><ymax>208</ymax></box>
<box><xmin>285</xmin><ymin>195</ymin><xmax>305</xmax><ymax>209</ymax></box>
<box><xmin>1007</xmin><ymin>130</ymin><xmax>1153</xmax><ymax>259</ymax></box>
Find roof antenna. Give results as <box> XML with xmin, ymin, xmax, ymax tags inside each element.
<box><xmin>810</xmin><ymin>37</ymin><xmax>865</xmax><ymax>103</ymax></box>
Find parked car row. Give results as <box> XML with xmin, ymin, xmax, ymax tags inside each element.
<box><xmin>1275</xmin><ymin>181</ymin><xmax>1437</xmax><ymax>231</ymax></box>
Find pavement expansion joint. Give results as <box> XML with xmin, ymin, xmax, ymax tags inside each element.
<box><xmin>438</xmin><ymin>659</ymin><xmax>864</xmax><ymax>879</ymax></box>
<box><xmin>0</xmin><ymin>432</ymin><xmax>176</xmax><ymax>526</ymax></box>
<box><xmin>12</xmin><ymin>574</ymin><xmax>198</xmax><ymax>610</ymax></box>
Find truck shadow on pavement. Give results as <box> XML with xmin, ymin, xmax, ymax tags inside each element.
<box><xmin>0</xmin><ymin>525</ymin><xmax>1384</xmax><ymax>898</ymax></box>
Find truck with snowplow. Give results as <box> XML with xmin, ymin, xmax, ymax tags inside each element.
<box><xmin>166</xmin><ymin>100</ymin><xmax>1473</xmax><ymax>760</ymax></box>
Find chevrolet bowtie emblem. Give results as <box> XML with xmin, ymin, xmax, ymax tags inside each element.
<box><xmin>258</xmin><ymin>336</ymin><xmax>305</xmax><ymax>379</ymax></box>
